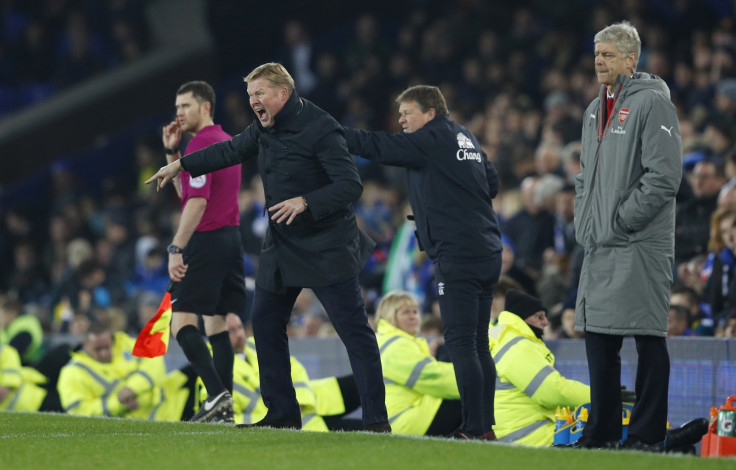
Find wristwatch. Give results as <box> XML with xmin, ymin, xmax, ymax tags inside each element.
<box><xmin>164</xmin><ymin>147</ymin><xmax>179</xmax><ymax>155</ymax></box>
<box><xmin>167</xmin><ymin>244</ymin><xmax>184</xmax><ymax>255</ymax></box>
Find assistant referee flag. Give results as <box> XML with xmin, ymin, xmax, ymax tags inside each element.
<box><xmin>133</xmin><ymin>286</ymin><xmax>173</xmax><ymax>358</ymax></box>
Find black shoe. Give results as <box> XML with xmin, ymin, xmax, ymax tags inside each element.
<box><xmin>210</xmin><ymin>408</ymin><xmax>234</xmax><ymax>424</ymax></box>
<box><xmin>188</xmin><ymin>391</ymin><xmax>233</xmax><ymax>423</ymax></box>
<box><xmin>620</xmin><ymin>437</ymin><xmax>664</xmax><ymax>452</ymax></box>
<box><xmin>364</xmin><ymin>422</ymin><xmax>392</xmax><ymax>433</ymax></box>
<box><xmin>665</xmin><ymin>418</ymin><xmax>708</xmax><ymax>451</ymax></box>
<box><xmin>556</xmin><ymin>437</ymin><xmax>620</xmax><ymax>449</ymax></box>
<box><xmin>236</xmin><ymin>416</ymin><xmax>302</xmax><ymax>430</ymax></box>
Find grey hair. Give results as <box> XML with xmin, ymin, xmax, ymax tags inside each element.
<box><xmin>594</xmin><ymin>20</ymin><xmax>641</xmax><ymax>72</ymax></box>
<box><xmin>534</xmin><ymin>174</ymin><xmax>565</xmax><ymax>207</ymax></box>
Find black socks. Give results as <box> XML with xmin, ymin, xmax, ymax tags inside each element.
<box><xmin>176</xmin><ymin>325</ymin><xmax>226</xmax><ymax>397</ymax></box>
<box><xmin>208</xmin><ymin>330</ymin><xmax>234</xmax><ymax>394</ymax></box>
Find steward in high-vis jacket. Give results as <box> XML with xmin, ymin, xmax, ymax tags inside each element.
<box><xmin>489</xmin><ymin>290</ymin><xmax>589</xmax><ymax>446</ymax></box>
<box><xmin>221</xmin><ymin>313</ymin><xmax>328</xmax><ymax>430</ymax></box>
<box><xmin>0</xmin><ymin>343</ymin><xmax>47</xmax><ymax>411</ymax></box>
<box><xmin>57</xmin><ymin>325</ymin><xmax>190</xmax><ymax>421</ymax></box>
<box><xmin>345</xmin><ymin>85</ymin><xmax>502</xmax><ymax>439</ymax></box>
<box><xmin>217</xmin><ymin>339</ymin><xmax>328</xmax><ymax>431</ymax></box>
<box><xmin>374</xmin><ymin>291</ymin><xmax>461</xmax><ymax>436</ymax></box>
<box><xmin>377</xmin><ymin>319</ymin><xmax>460</xmax><ymax>435</ymax></box>
<box><xmin>0</xmin><ymin>297</ymin><xmax>44</xmax><ymax>365</ymax></box>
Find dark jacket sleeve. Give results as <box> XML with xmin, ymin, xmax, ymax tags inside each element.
<box><xmin>181</xmin><ymin>123</ymin><xmax>259</xmax><ymax>177</ymax></box>
<box><xmin>344</xmin><ymin>127</ymin><xmax>430</xmax><ymax>169</ymax></box>
<box><xmin>305</xmin><ymin>128</ymin><xmax>363</xmax><ymax>219</ymax></box>
<box><xmin>485</xmin><ymin>160</ymin><xmax>499</xmax><ymax>199</ymax></box>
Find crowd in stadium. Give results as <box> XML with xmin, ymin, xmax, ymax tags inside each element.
<box><xmin>2</xmin><ymin>0</ymin><xmax>736</xmax><ymax>428</ymax></box>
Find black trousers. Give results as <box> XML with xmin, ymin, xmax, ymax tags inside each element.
<box><xmin>434</xmin><ymin>255</ymin><xmax>501</xmax><ymax>436</ymax></box>
<box><xmin>425</xmin><ymin>399</ymin><xmax>463</xmax><ymax>436</ymax></box>
<box><xmin>582</xmin><ymin>332</ymin><xmax>670</xmax><ymax>444</ymax></box>
<box><xmin>251</xmin><ymin>277</ymin><xmax>387</xmax><ymax>425</ymax></box>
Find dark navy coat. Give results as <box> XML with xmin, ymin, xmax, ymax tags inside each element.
<box><xmin>181</xmin><ymin>91</ymin><xmax>375</xmax><ymax>292</ymax></box>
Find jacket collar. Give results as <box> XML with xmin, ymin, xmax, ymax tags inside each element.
<box><xmin>495</xmin><ymin>311</ymin><xmax>541</xmax><ymax>341</ymax></box>
<box><xmin>263</xmin><ymin>89</ymin><xmax>303</xmax><ymax>132</ymax></box>
<box><xmin>377</xmin><ymin>319</ymin><xmax>432</xmax><ymax>356</ymax></box>
<box><xmin>424</xmin><ymin>114</ymin><xmax>451</xmax><ymax>130</ymax></box>
<box><xmin>376</xmin><ymin>318</ymin><xmax>415</xmax><ymax>339</ymax></box>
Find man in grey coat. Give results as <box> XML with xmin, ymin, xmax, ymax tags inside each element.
<box><xmin>572</xmin><ymin>21</ymin><xmax>682</xmax><ymax>450</ymax></box>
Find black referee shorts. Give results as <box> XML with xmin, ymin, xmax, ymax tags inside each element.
<box><xmin>171</xmin><ymin>226</ymin><xmax>246</xmax><ymax>316</ymax></box>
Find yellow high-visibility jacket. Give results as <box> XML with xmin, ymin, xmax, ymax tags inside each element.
<box><xmin>0</xmin><ymin>344</ymin><xmax>46</xmax><ymax>411</ymax></box>
<box><xmin>57</xmin><ymin>332</ymin><xmax>189</xmax><ymax>421</ymax></box>
<box><xmin>376</xmin><ymin>319</ymin><xmax>459</xmax><ymax>435</ymax></box>
<box><xmin>2</xmin><ymin>314</ymin><xmax>44</xmax><ymax>365</ymax></box>
<box><xmin>310</xmin><ymin>376</ymin><xmax>345</xmax><ymax>417</ymax></box>
<box><xmin>201</xmin><ymin>339</ymin><xmax>328</xmax><ymax>431</ymax></box>
<box><xmin>489</xmin><ymin>311</ymin><xmax>590</xmax><ymax>446</ymax></box>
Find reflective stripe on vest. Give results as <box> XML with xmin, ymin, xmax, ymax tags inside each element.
<box><xmin>495</xmin><ymin>377</ymin><xmax>516</xmax><ymax>391</ymax></box>
<box><xmin>498</xmin><ymin>419</ymin><xmax>549</xmax><ymax>443</ymax></box>
<box><xmin>379</xmin><ymin>336</ymin><xmax>400</xmax><ymax>354</ymax></box>
<box><xmin>523</xmin><ymin>365</ymin><xmax>555</xmax><ymax>397</ymax></box>
<box><xmin>405</xmin><ymin>357</ymin><xmax>432</xmax><ymax>388</ymax></box>
<box><xmin>235</xmin><ymin>382</ymin><xmax>261</xmax><ymax>423</ymax></box>
<box><xmin>67</xmin><ymin>362</ymin><xmax>119</xmax><ymax>416</ymax></box>
<box><xmin>492</xmin><ymin>336</ymin><xmax>527</xmax><ymax>363</ymax></box>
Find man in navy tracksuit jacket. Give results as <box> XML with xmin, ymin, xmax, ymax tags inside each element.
<box><xmin>344</xmin><ymin>85</ymin><xmax>503</xmax><ymax>439</ymax></box>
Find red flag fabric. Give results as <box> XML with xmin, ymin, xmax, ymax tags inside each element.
<box><xmin>133</xmin><ymin>291</ymin><xmax>173</xmax><ymax>357</ymax></box>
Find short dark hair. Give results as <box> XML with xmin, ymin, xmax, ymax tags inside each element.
<box><xmin>669</xmin><ymin>304</ymin><xmax>691</xmax><ymax>324</ymax></box>
<box><xmin>396</xmin><ymin>85</ymin><xmax>449</xmax><ymax>116</ymax></box>
<box><xmin>87</xmin><ymin>320</ymin><xmax>112</xmax><ymax>337</ymax></box>
<box><xmin>177</xmin><ymin>81</ymin><xmax>216</xmax><ymax>118</ymax></box>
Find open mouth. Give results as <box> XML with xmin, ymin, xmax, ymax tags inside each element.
<box><xmin>256</xmin><ymin>109</ymin><xmax>267</xmax><ymax>120</ymax></box>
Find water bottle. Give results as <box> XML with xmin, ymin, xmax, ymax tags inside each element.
<box><xmin>717</xmin><ymin>396</ymin><xmax>736</xmax><ymax>437</ymax></box>
<box><xmin>554</xmin><ymin>406</ymin><xmax>572</xmax><ymax>445</ymax></box>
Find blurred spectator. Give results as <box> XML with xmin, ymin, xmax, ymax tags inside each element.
<box><xmin>713</xmin><ymin>78</ymin><xmax>736</xmax><ymax>136</ymax></box>
<box><xmin>7</xmin><ymin>240</ymin><xmax>49</xmax><ymax>304</ymax></box>
<box><xmin>307</xmin><ymin>52</ymin><xmax>346</xmax><ymax>118</ymax></box>
<box><xmin>558</xmin><ymin>306</ymin><xmax>583</xmax><ymax>339</ymax></box>
<box><xmin>238</xmin><ymin>176</ymin><xmax>268</xmax><ymax>276</ymax></box>
<box><xmin>129</xmin><ymin>246</ymin><xmax>169</xmax><ymax>300</ymax></box>
<box><xmin>701</xmin><ymin>208</ymin><xmax>736</xmax><ymax>333</ymax></box>
<box><xmin>676</xmin><ymin>159</ymin><xmax>727</xmax><ymax>267</ymax></box>
<box><xmin>490</xmin><ymin>275</ymin><xmax>524</xmax><ymax>325</ymax></box>
<box><xmin>668</xmin><ymin>305</ymin><xmax>694</xmax><ymax>337</ymax></box>
<box><xmin>501</xmin><ymin>176</ymin><xmax>556</xmax><ymax>278</ymax></box>
<box><xmin>500</xmin><ymin>234</ymin><xmax>537</xmax><ymax>297</ymax></box>
<box><xmin>560</xmin><ymin>141</ymin><xmax>582</xmax><ymax>184</ymax></box>
<box><xmin>702</xmin><ymin>119</ymin><xmax>735</xmax><ymax>158</ymax></box>
<box><xmin>277</xmin><ymin>20</ymin><xmax>317</xmax><ymax>96</ymax></box>
<box><xmin>670</xmin><ymin>284</ymin><xmax>712</xmax><ymax>336</ymax></box>
<box><xmin>534</xmin><ymin>142</ymin><xmax>565</xmax><ymax>177</ymax></box>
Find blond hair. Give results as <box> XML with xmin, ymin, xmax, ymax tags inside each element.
<box><xmin>244</xmin><ymin>62</ymin><xmax>295</xmax><ymax>94</ymax></box>
<box><xmin>376</xmin><ymin>290</ymin><xmax>419</xmax><ymax>327</ymax></box>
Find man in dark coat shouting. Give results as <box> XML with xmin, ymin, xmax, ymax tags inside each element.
<box><xmin>147</xmin><ymin>63</ymin><xmax>389</xmax><ymax>432</ymax></box>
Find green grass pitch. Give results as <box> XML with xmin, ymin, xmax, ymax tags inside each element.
<box><xmin>1</xmin><ymin>411</ymin><xmax>733</xmax><ymax>469</ymax></box>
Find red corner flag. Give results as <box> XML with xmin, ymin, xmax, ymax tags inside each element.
<box><xmin>133</xmin><ymin>290</ymin><xmax>173</xmax><ymax>358</ymax></box>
